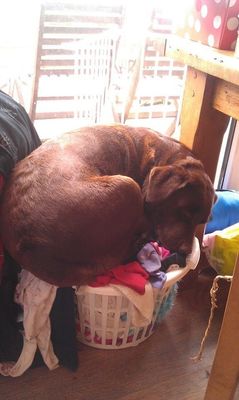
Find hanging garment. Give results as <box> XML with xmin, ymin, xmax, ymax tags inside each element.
<box><xmin>0</xmin><ymin>270</ymin><xmax>58</xmax><ymax>377</ymax></box>
<box><xmin>50</xmin><ymin>287</ymin><xmax>78</xmax><ymax>371</ymax></box>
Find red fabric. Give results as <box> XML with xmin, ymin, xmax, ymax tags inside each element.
<box><xmin>90</xmin><ymin>261</ymin><xmax>149</xmax><ymax>294</ymax></box>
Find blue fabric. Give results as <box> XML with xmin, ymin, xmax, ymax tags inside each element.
<box><xmin>137</xmin><ymin>242</ymin><xmax>167</xmax><ymax>289</ymax></box>
<box><xmin>205</xmin><ymin>190</ymin><xmax>239</xmax><ymax>234</ymax></box>
<box><xmin>137</xmin><ymin>243</ymin><xmax>162</xmax><ymax>273</ymax></box>
<box><xmin>155</xmin><ymin>284</ymin><xmax>177</xmax><ymax>324</ymax></box>
<box><xmin>149</xmin><ymin>272</ymin><xmax>167</xmax><ymax>289</ymax></box>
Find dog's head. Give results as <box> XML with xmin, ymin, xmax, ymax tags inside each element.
<box><xmin>143</xmin><ymin>157</ymin><xmax>215</xmax><ymax>255</ymax></box>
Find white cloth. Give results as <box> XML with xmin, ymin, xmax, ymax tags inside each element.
<box><xmin>0</xmin><ymin>270</ymin><xmax>59</xmax><ymax>377</ymax></box>
<box><xmin>110</xmin><ymin>282</ymin><xmax>155</xmax><ymax>327</ymax></box>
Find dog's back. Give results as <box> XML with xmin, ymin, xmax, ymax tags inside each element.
<box><xmin>0</xmin><ymin>126</ymin><xmax>151</xmax><ymax>286</ymax></box>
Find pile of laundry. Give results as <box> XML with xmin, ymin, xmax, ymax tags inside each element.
<box><xmin>75</xmin><ymin>242</ymin><xmax>186</xmax><ymax>347</ymax></box>
<box><xmin>91</xmin><ymin>241</ymin><xmax>186</xmax><ymax>291</ymax></box>
<box><xmin>0</xmin><ymin>240</ymin><xmax>186</xmax><ymax>377</ymax></box>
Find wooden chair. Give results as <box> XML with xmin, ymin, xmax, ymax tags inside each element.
<box><xmin>125</xmin><ymin>37</ymin><xmax>185</xmax><ymax>118</ymax></box>
<box><xmin>30</xmin><ymin>1</ymin><xmax>124</xmax><ymax>135</ymax></box>
<box><xmin>111</xmin><ymin>7</ymin><xmax>186</xmax><ymax>136</ymax></box>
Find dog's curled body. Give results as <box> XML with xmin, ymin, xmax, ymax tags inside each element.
<box><xmin>0</xmin><ymin>125</ymin><xmax>215</xmax><ymax>286</ymax></box>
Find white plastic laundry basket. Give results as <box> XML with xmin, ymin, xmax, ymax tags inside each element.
<box><xmin>75</xmin><ymin>237</ymin><xmax>200</xmax><ymax>349</ymax></box>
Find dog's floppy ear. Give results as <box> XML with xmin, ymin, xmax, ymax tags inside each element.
<box><xmin>175</xmin><ymin>156</ymin><xmax>204</xmax><ymax>171</ymax></box>
<box><xmin>144</xmin><ymin>164</ymin><xmax>190</xmax><ymax>203</ymax></box>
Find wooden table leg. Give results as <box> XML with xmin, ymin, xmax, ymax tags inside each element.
<box><xmin>204</xmin><ymin>257</ymin><xmax>239</xmax><ymax>400</ymax></box>
<box><xmin>180</xmin><ymin>67</ymin><xmax>230</xmax><ymax>181</ymax></box>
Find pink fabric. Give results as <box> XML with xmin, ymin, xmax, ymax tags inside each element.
<box><xmin>150</xmin><ymin>242</ymin><xmax>170</xmax><ymax>259</ymax></box>
<box><xmin>90</xmin><ymin>261</ymin><xmax>149</xmax><ymax>294</ymax></box>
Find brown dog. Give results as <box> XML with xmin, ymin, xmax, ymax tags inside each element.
<box><xmin>0</xmin><ymin>125</ymin><xmax>215</xmax><ymax>286</ymax></box>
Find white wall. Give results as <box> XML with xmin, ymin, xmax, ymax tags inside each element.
<box><xmin>0</xmin><ymin>1</ymin><xmax>40</xmax><ymax>72</ymax></box>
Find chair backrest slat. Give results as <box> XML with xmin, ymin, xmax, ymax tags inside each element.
<box><xmin>30</xmin><ymin>1</ymin><xmax>124</xmax><ymax>125</ymax></box>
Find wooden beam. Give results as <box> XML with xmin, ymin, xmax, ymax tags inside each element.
<box><xmin>213</xmin><ymin>80</ymin><xmax>239</xmax><ymax>120</ymax></box>
<box><xmin>165</xmin><ymin>36</ymin><xmax>239</xmax><ymax>86</ymax></box>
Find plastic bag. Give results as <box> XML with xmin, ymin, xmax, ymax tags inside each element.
<box><xmin>203</xmin><ymin>223</ymin><xmax>239</xmax><ymax>275</ymax></box>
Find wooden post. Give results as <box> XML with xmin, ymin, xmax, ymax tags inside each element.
<box><xmin>179</xmin><ymin>67</ymin><xmax>230</xmax><ymax>268</ymax></box>
<box><xmin>204</xmin><ymin>256</ymin><xmax>239</xmax><ymax>400</ymax></box>
<box><xmin>180</xmin><ymin>67</ymin><xmax>230</xmax><ymax>181</ymax></box>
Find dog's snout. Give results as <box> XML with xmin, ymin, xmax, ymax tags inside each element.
<box><xmin>154</xmin><ymin>227</ymin><xmax>193</xmax><ymax>256</ymax></box>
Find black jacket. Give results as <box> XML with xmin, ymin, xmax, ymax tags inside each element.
<box><xmin>0</xmin><ymin>90</ymin><xmax>41</xmax><ymax>178</ymax></box>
